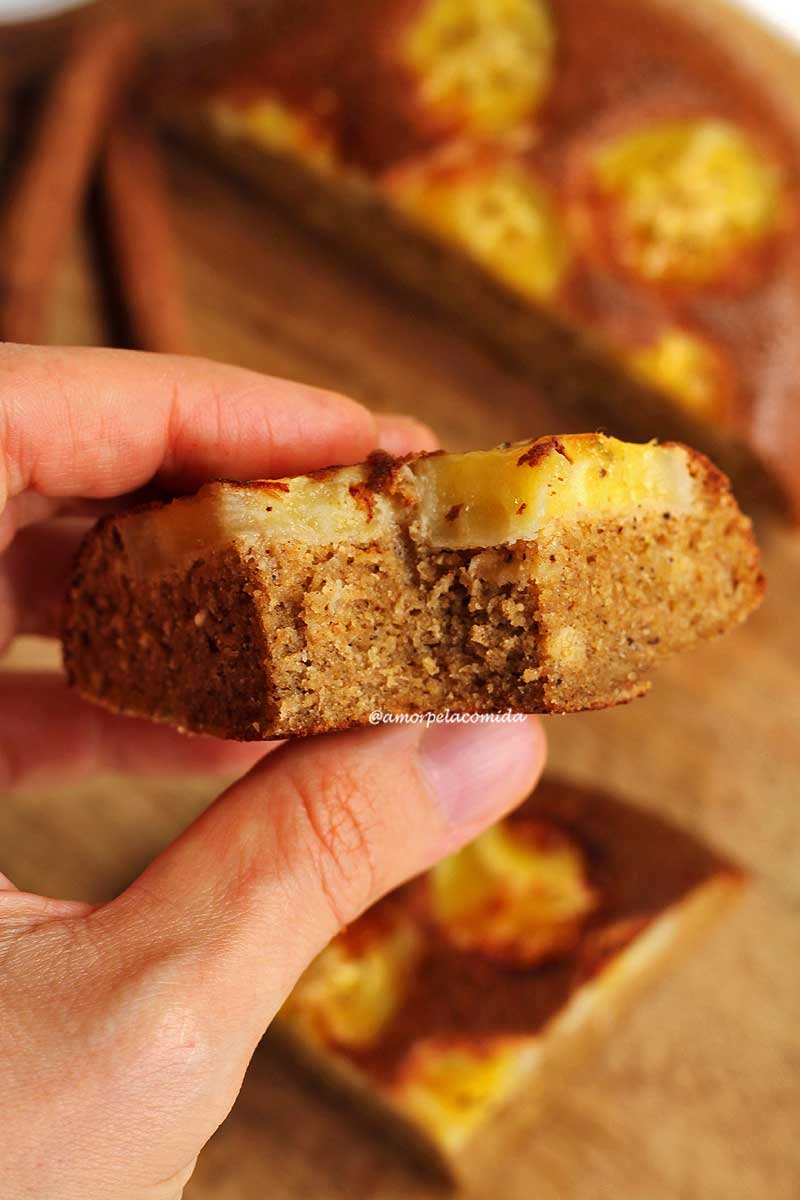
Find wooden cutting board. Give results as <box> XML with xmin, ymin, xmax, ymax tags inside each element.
<box><xmin>1</xmin><ymin>2</ymin><xmax>799</xmax><ymax>1197</ymax></box>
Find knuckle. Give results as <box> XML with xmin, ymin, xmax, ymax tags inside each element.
<box><xmin>285</xmin><ymin>758</ymin><xmax>382</xmax><ymax>929</ymax></box>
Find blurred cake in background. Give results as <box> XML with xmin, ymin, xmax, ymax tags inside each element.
<box><xmin>276</xmin><ymin>778</ymin><xmax>743</xmax><ymax>1173</ymax></box>
<box><xmin>160</xmin><ymin>0</ymin><xmax>800</xmax><ymax>515</ymax></box>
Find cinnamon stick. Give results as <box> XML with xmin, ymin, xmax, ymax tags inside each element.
<box><xmin>101</xmin><ymin>115</ymin><xmax>192</xmax><ymax>355</ymax></box>
<box><xmin>0</xmin><ymin>19</ymin><xmax>140</xmax><ymax>344</ymax></box>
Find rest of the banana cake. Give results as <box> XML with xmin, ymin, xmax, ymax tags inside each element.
<box><xmin>274</xmin><ymin>776</ymin><xmax>745</xmax><ymax>1176</ymax></box>
<box><xmin>157</xmin><ymin>0</ymin><xmax>800</xmax><ymax>516</ymax></box>
<box><xmin>62</xmin><ymin>433</ymin><xmax>763</xmax><ymax>739</ymax></box>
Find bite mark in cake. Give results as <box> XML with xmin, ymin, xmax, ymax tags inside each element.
<box><xmin>63</xmin><ymin>433</ymin><xmax>763</xmax><ymax>740</ymax></box>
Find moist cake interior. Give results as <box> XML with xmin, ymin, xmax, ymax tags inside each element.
<box><xmin>63</xmin><ymin>435</ymin><xmax>763</xmax><ymax>738</ymax></box>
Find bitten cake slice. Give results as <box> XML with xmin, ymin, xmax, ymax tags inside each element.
<box><xmin>274</xmin><ymin>777</ymin><xmax>745</xmax><ymax>1176</ymax></box>
<box><xmin>62</xmin><ymin>434</ymin><xmax>763</xmax><ymax>739</ymax></box>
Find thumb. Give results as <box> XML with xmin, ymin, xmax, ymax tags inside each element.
<box><xmin>103</xmin><ymin>717</ymin><xmax>545</xmax><ymax>1052</ymax></box>
<box><xmin>0</xmin><ymin>723</ymin><xmax>542</xmax><ymax>1200</ymax></box>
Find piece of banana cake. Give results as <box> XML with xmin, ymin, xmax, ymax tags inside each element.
<box><xmin>62</xmin><ymin>433</ymin><xmax>763</xmax><ymax>739</ymax></box>
<box><xmin>274</xmin><ymin>776</ymin><xmax>745</xmax><ymax>1175</ymax></box>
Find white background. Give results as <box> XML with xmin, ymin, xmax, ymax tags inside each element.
<box><xmin>0</xmin><ymin>0</ymin><xmax>90</xmax><ymax>20</ymax></box>
<box><xmin>736</xmin><ymin>0</ymin><xmax>800</xmax><ymax>42</ymax></box>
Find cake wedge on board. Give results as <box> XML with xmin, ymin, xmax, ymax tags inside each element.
<box><xmin>274</xmin><ymin>776</ymin><xmax>745</xmax><ymax>1177</ymax></box>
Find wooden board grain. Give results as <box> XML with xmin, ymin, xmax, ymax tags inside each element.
<box><xmin>1</xmin><ymin>2</ymin><xmax>799</xmax><ymax>1197</ymax></box>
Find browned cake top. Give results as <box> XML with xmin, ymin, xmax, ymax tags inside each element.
<box><xmin>165</xmin><ymin>0</ymin><xmax>800</xmax><ymax>511</ymax></box>
<box><xmin>285</xmin><ymin>776</ymin><xmax>741</xmax><ymax>1083</ymax></box>
<box><xmin>195</xmin><ymin>0</ymin><xmax>799</xmax><ymax>172</ymax></box>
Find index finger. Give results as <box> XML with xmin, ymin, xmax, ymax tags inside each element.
<box><xmin>0</xmin><ymin>344</ymin><xmax>379</xmax><ymax>505</ymax></box>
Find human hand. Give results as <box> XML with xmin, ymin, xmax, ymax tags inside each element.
<box><xmin>0</xmin><ymin>345</ymin><xmax>546</xmax><ymax>1200</ymax></box>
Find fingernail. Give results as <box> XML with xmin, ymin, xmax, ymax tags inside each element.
<box><xmin>374</xmin><ymin>414</ymin><xmax>439</xmax><ymax>455</ymax></box>
<box><xmin>419</xmin><ymin>717</ymin><xmax>545</xmax><ymax>838</ymax></box>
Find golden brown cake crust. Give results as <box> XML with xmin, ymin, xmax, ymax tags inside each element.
<box><xmin>62</xmin><ymin>436</ymin><xmax>764</xmax><ymax>740</ymax></box>
<box><xmin>62</xmin><ymin>516</ymin><xmax>277</xmax><ymax>739</ymax></box>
